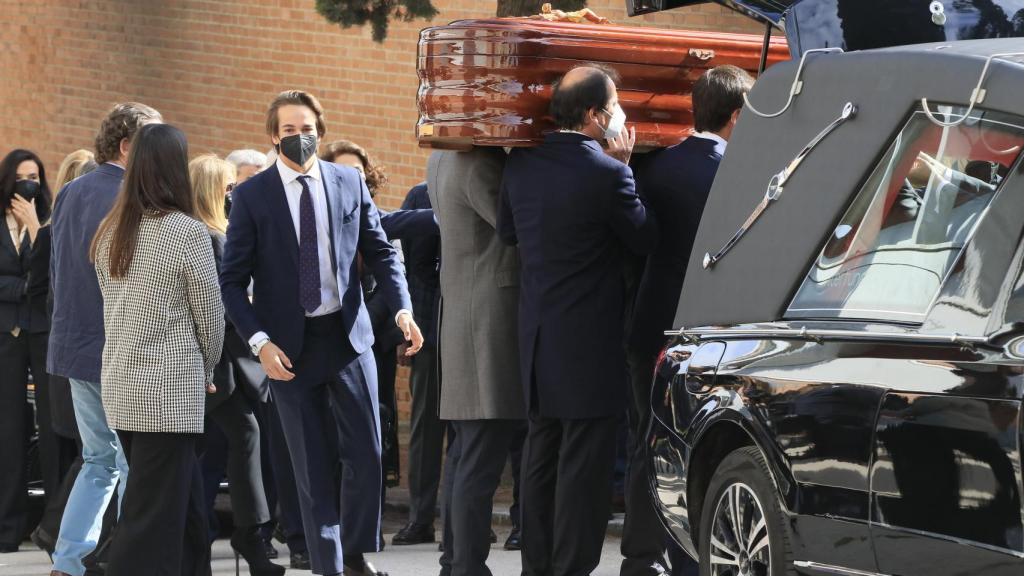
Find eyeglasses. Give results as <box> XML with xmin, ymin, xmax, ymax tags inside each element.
<box><xmin>225</xmin><ymin>183</ymin><xmax>236</xmax><ymax>193</ymax></box>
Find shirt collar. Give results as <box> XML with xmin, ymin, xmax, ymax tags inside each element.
<box><xmin>690</xmin><ymin>131</ymin><xmax>728</xmax><ymax>149</ymax></box>
<box><xmin>276</xmin><ymin>157</ymin><xmax>322</xmax><ymax>188</ymax></box>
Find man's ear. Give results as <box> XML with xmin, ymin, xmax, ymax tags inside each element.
<box><xmin>731</xmin><ymin>108</ymin><xmax>742</xmax><ymax>126</ymax></box>
<box><xmin>119</xmin><ymin>137</ymin><xmax>130</xmax><ymax>160</ymax></box>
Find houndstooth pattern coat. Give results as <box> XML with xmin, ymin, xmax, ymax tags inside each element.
<box><xmin>96</xmin><ymin>212</ymin><xmax>224</xmax><ymax>434</ymax></box>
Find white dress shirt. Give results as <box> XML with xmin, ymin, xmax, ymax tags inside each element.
<box><xmin>248</xmin><ymin>158</ymin><xmax>341</xmax><ymax>348</ymax></box>
<box><xmin>690</xmin><ymin>131</ymin><xmax>728</xmax><ymax>149</ymax></box>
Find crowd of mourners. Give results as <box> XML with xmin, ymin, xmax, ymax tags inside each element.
<box><xmin>0</xmin><ymin>62</ymin><xmax>753</xmax><ymax>576</ymax></box>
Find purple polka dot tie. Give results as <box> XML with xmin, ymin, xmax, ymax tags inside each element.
<box><xmin>297</xmin><ymin>175</ymin><xmax>321</xmax><ymax>314</ymax></box>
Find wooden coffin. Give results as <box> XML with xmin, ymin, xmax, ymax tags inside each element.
<box><xmin>416</xmin><ymin>18</ymin><xmax>789</xmax><ymax>150</ymax></box>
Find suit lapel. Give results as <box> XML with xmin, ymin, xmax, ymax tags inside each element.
<box><xmin>262</xmin><ymin>165</ymin><xmax>300</xmax><ymax>271</ymax></box>
<box><xmin>318</xmin><ymin>160</ymin><xmax>340</xmax><ymax>276</ymax></box>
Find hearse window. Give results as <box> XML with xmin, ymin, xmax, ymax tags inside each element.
<box><xmin>787</xmin><ymin>105</ymin><xmax>1024</xmax><ymax>322</ymax></box>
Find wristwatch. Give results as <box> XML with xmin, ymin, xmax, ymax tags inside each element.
<box><xmin>251</xmin><ymin>337</ymin><xmax>270</xmax><ymax>357</ymax></box>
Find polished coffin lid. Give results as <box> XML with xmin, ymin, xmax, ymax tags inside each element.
<box><xmin>416</xmin><ymin>18</ymin><xmax>789</xmax><ymax>150</ymax></box>
<box><xmin>675</xmin><ymin>39</ymin><xmax>1024</xmax><ymax>329</ymax></box>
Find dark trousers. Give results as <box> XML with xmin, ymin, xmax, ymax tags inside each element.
<box><xmin>205</xmin><ymin>391</ymin><xmax>271</xmax><ymax>529</ymax></box>
<box><xmin>271</xmin><ymin>313</ymin><xmax>382</xmax><ymax>575</ymax></box>
<box><xmin>106</xmin><ymin>431</ymin><xmax>210</xmax><ymax>576</ymax></box>
<box><xmin>375</xmin><ymin>343</ymin><xmax>400</xmax><ymax>488</ymax></box>
<box><xmin>32</xmin><ymin>336</ymin><xmax>79</xmax><ymax>502</ymax></box>
<box><xmin>36</xmin><ymin>438</ymin><xmax>83</xmax><ymax>540</ymax></box>
<box><xmin>407</xmin><ymin>343</ymin><xmax>443</xmax><ymax>526</ymax></box>
<box><xmin>521</xmin><ymin>414</ymin><xmax>618</xmax><ymax>576</ymax></box>
<box><xmin>439</xmin><ymin>420</ymin><xmax>524</xmax><ymax>576</ymax></box>
<box><xmin>0</xmin><ymin>331</ymin><xmax>42</xmax><ymax>546</ymax></box>
<box><xmin>258</xmin><ymin>396</ymin><xmax>308</xmax><ymax>555</ymax></box>
<box><xmin>508</xmin><ymin>424</ymin><xmax>527</xmax><ymax>529</ymax></box>
<box><xmin>624</xmin><ymin>350</ymin><xmax>697</xmax><ymax>576</ymax></box>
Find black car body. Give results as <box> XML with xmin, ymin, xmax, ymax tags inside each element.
<box><xmin>645</xmin><ymin>39</ymin><xmax>1024</xmax><ymax>576</ymax></box>
<box><xmin>627</xmin><ymin>1</ymin><xmax>1024</xmax><ymax>56</ymax></box>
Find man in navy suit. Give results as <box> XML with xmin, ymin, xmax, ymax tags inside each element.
<box><xmin>626</xmin><ymin>65</ymin><xmax>754</xmax><ymax>576</ymax></box>
<box><xmin>498</xmin><ymin>65</ymin><xmax>658</xmax><ymax>576</ymax></box>
<box><xmin>221</xmin><ymin>90</ymin><xmax>422</xmax><ymax>576</ymax></box>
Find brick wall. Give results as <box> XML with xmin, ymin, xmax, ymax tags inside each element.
<box><xmin>0</xmin><ymin>0</ymin><xmax>762</xmax><ymax>419</ymax></box>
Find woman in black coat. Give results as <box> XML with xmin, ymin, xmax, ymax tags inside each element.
<box><xmin>0</xmin><ymin>149</ymin><xmax>52</xmax><ymax>552</ymax></box>
<box><xmin>191</xmin><ymin>154</ymin><xmax>283</xmax><ymax>576</ymax></box>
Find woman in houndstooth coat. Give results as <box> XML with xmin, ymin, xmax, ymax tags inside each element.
<box><xmin>91</xmin><ymin>123</ymin><xmax>224</xmax><ymax>576</ymax></box>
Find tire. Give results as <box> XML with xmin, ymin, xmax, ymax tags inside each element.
<box><xmin>698</xmin><ymin>446</ymin><xmax>793</xmax><ymax>576</ymax></box>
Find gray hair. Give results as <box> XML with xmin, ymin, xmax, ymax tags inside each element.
<box><xmin>225</xmin><ymin>149</ymin><xmax>268</xmax><ymax>169</ymax></box>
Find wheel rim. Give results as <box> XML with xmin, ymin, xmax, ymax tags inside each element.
<box><xmin>708</xmin><ymin>482</ymin><xmax>771</xmax><ymax>576</ymax></box>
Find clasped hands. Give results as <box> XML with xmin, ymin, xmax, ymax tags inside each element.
<box><xmin>258</xmin><ymin>311</ymin><xmax>424</xmax><ymax>381</ymax></box>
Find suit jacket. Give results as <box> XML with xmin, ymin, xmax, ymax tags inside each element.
<box><xmin>0</xmin><ymin>215</ymin><xmax>33</xmax><ymax>334</ymax></box>
<box><xmin>48</xmin><ymin>163</ymin><xmax>124</xmax><ymax>382</ymax></box>
<box><xmin>629</xmin><ymin>136</ymin><xmax>725</xmax><ymax>358</ymax></box>
<box><xmin>498</xmin><ymin>132</ymin><xmax>658</xmax><ymax>419</ymax></box>
<box><xmin>363</xmin><ymin>205</ymin><xmax>439</xmax><ymax>350</ymax></box>
<box><xmin>207</xmin><ymin>232</ymin><xmax>270</xmax><ymax>411</ymax></box>
<box><xmin>400</xmin><ymin>183</ymin><xmax>441</xmax><ymax>346</ymax></box>
<box><xmin>220</xmin><ymin>160</ymin><xmax>412</xmax><ymax>361</ymax></box>
<box><xmin>429</xmin><ymin>148</ymin><xmax>525</xmax><ymax>421</ymax></box>
<box><xmin>96</xmin><ymin>212</ymin><xmax>224</xmax><ymax>434</ymax></box>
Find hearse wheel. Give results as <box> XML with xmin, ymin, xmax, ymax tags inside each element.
<box><xmin>698</xmin><ymin>446</ymin><xmax>792</xmax><ymax>576</ymax></box>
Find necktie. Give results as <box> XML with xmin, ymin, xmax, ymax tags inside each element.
<box><xmin>297</xmin><ymin>175</ymin><xmax>321</xmax><ymax>314</ymax></box>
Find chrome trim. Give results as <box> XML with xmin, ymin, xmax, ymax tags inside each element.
<box><xmin>703</xmin><ymin>102</ymin><xmax>856</xmax><ymax>270</ymax></box>
<box><xmin>664</xmin><ymin>327</ymin><xmax>989</xmax><ymax>347</ymax></box>
<box><xmin>742</xmin><ymin>47</ymin><xmax>844</xmax><ymax>119</ymax></box>
<box><xmin>793</xmin><ymin>561</ymin><xmax>891</xmax><ymax>576</ymax></box>
<box><xmin>921</xmin><ymin>51</ymin><xmax>1024</xmax><ymax>128</ymax></box>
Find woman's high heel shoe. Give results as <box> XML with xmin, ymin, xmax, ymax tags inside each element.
<box><xmin>231</xmin><ymin>526</ymin><xmax>286</xmax><ymax>576</ymax></box>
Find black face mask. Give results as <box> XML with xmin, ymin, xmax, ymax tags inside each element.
<box><xmin>224</xmin><ymin>193</ymin><xmax>233</xmax><ymax>216</ymax></box>
<box><xmin>277</xmin><ymin>133</ymin><xmax>318</xmax><ymax>167</ymax></box>
<box><xmin>13</xmin><ymin>179</ymin><xmax>40</xmax><ymax>202</ymax></box>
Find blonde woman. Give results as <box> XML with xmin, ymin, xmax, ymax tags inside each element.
<box><xmin>54</xmin><ymin>149</ymin><xmax>97</xmax><ymax>193</ymax></box>
<box><xmin>190</xmin><ymin>154</ymin><xmax>284</xmax><ymax>576</ymax></box>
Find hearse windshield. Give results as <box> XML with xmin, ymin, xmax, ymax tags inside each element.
<box><xmin>787</xmin><ymin>105</ymin><xmax>1024</xmax><ymax>323</ymax></box>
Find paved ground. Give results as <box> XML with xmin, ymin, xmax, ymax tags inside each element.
<box><xmin>0</xmin><ymin>514</ymin><xmax>625</xmax><ymax>576</ymax></box>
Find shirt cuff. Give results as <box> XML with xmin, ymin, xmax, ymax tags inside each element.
<box><xmin>395</xmin><ymin>309</ymin><xmax>412</xmax><ymax>325</ymax></box>
<box><xmin>248</xmin><ymin>331</ymin><xmax>270</xmax><ymax>348</ymax></box>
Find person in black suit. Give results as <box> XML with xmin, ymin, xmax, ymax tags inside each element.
<box><xmin>626</xmin><ymin>65</ymin><xmax>754</xmax><ymax>576</ymax></box>
<box><xmin>0</xmin><ymin>149</ymin><xmax>52</xmax><ymax>553</ymax></box>
<box><xmin>498</xmin><ymin>65</ymin><xmax>658</xmax><ymax>576</ymax></box>
<box><xmin>192</xmin><ymin>154</ymin><xmax>284</xmax><ymax>576</ymax></box>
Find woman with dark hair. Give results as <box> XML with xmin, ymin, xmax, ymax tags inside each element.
<box><xmin>0</xmin><ymin>148</ymin><xmax>52</xmax><ymax>552</ymax></box>
<box><xmin>91</xmin><ymin>124</ymin><xmax>225</xmax><ymax>576</ymax></box>
<box><xmin>319</xmin><ymin>139</ymin><xmax>389</xmax><ymax>196</ymax></box>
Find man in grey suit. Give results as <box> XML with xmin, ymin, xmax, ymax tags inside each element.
<box><xmin>428</xmin><ymin>147</ymin><xmax>527</xmax><ymax>576</ymax></box>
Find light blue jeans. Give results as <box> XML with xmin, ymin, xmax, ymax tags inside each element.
<box><xmin>52</xmin><ymin>379</ymin><xmax>128</xmax><ymax>576</ymax></box>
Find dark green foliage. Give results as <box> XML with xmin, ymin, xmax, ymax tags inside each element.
<box><xmin>315</xmin><ymin>0</ymin><xmax>589</xmax><ymax>42</ymax></box>
<box><xmin>315</xmin><ymin>0</ymin><xmax>440</xmax><ymax>42</ymax></box>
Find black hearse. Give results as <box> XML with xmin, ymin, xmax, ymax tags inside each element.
<box><xmin>628</xmin><ymin>2</ymin><xmax>1024</xmax><ymax>575</ymax></box>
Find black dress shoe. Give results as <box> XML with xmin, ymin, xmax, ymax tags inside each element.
<box><xmin>262</xmin><ymin>537</ymin><xmax>279</xmax><ymax>559</ymax></box>
<box><xmin>31</xmin><ymin>525</ymin><xmax>56</xmax><ymax>559</ymax></box>
<box><xmin>391</xmin><ymin>522</ymin><xmax>435</xmax><ymax>546</ymax></box>
<box><xmin>503</xmin><ymin>527</ymin><xmax>521</xmax><ymax>551</ymax></box>
<box><xmin>489</xmin><ymin>529</ymin><xmax>497</xmax><ymax>544</ymax></box>
<box><xmin>0</xmin><ymin>543</ymin><xmax>18</xmax><ymax>553</ymax></box>
<box><xmin>290</xmin><ymin>551</ymin><xmax>311</xmax><ymax>570</ymax></box>
<box><xmin>343</xmin><ymin>557</ymin><xmax>389</xmax><ymax>576</ymax></box>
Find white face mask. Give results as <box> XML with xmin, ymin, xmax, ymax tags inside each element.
<box><xmin>601</xmin><ymin>104</ymin><xmax>627</xmax><ymax>140</ymax></box>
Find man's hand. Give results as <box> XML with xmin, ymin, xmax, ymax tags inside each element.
<box><xmin>605</xmin><ymin>125</ymin><xmax>636</xmax><ymax>165</ymax></box>
<box><xmin>397</xmin><ymin>312</ymin><xmax>424</xmax><ymax>356</ymax></box>
<box><xmin>258</xmin><ymin>341</ymin><xmax>295</xmax><ymax>381</ymax></box>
